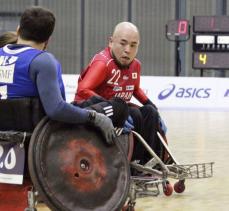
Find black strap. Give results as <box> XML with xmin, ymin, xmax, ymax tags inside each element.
<box><xmin>0</xmin><ymin>97</ymin><xmax>45</xmax><ymax>132</ymax></box>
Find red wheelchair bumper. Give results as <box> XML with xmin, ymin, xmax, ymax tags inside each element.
<box><xmin>0</xmin><ymin>179</ymin><xmax>32</xmax><ymax>211</ymax></box>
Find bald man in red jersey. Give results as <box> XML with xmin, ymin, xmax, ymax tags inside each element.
<box><xmin>75</xmin><ymin>22</ymin><xmax>166</xmax><ymax>165</ymax></box>
<box><xmin>75</xmin><ymin>23</ymin><xmax>148</xmax><ymax>104</ymax></box>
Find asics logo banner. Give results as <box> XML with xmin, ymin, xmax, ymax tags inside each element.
<box><xmin>158</xmin><ymin>84</ymin><xmax>175</xmax><ymax>100</ymax></box>
<box><xmin>158</xmin><ymin>84</ymin><xmax>211</xmax><ymax>100</ymax></box>
<box><xmin>224</xmin><ymin>89</ymin><xmax>229</xmax><ymax>97</ymax></box>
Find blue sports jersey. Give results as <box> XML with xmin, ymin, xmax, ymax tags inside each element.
<box><xmin>0</xmin><ymin>44</ymin><xmax>89</xmax><ymax>125</ymax></box>
<box><xmin>56</xmin><ymin>58</ymin><xmax>66</xmax><ymax>100</ymax></box>
<box><xmin>0</xmin><ymin>44</ymin><xmax>65</xmax><ymax>99</ymax></box>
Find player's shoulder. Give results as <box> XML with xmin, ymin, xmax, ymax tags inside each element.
<box><xmin>133</xmin><ymin>58</ymin><xmax>141</xmax><ymax>66</ymax></box>
<box><xmin>131</xmin><ymin>58</ymin><xmax>141</xmax><ymax>71</ymax></box>
<box><xmin>32</xmin><ymin>51</ymin><xmax>58</xmax><ymax>71</ymax></box>
<box><xmin>90</xmin><ymin>47</ymin><xmax>113</xmax><ymax>66</ymax></box>
<box><xmin>44</xmin><ymin>52</ymin><xmax>57</xmax><ymax>60</ymax></box>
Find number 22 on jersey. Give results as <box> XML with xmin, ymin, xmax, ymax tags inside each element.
<box><xmin>107</xmin><ymin>69</ymin><xmax>121</xmax><ymax>85</ymax></box>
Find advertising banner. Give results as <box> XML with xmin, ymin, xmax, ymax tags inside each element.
<box><xmin>62</xmin><ymin>75</ymin><xmax>229</xmax><ymax>111</ymax></box>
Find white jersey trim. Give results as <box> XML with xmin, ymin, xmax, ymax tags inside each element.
<box><xmin>3</xmin><ymin>45</ymin><xmax>33</xmax><ymax>55</ymax></box>
<box><xmin>106</xmin><ymin>59</ymin><xmax>113</xmax><ymax>67</ymax></box>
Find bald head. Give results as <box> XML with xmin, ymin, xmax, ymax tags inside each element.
<box><xmin>112</xmin><ymin>22</ymin><xmax>139</xmax><ymax>39</ymax></box>
<box><xmin>109</xmin><ymin>22</ymin><xmax>140</xmax><ymax>67</ymax></box>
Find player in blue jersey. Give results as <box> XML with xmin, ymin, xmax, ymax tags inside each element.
<box><xmin>0</xmin><ymin>6</ymin><xmax>115</xmax><ymax>144</ymax></box>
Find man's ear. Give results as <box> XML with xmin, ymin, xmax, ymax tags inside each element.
<box><xmin>108</xmin><ymin>36</ymin><xmax>113</xmax><ymax>47</ymax></box>
<box><xmin>43</xmin><ymin>39</ymin><xmax>50</xmax><ymax>50</ymax></box>
<box><xmin>43</xmin><ymin>41</ymin><xmax>48</xmax><ymax>50</ymax></box>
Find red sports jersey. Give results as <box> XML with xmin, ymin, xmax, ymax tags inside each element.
<box><xmin>75</xmin><ymin>47</ymin><xmax>148</xmax><ymax>104</ymax></box>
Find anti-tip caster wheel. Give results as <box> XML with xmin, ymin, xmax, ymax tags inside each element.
<box><xmin>174</xmin><ymin>180</ymin><xmax>185</xmax><ymax>193</ymax></box>
<box><xmin>163</xmin><ymin>181</ymin><xmax>173</xmax><ymax>196</ymax></box>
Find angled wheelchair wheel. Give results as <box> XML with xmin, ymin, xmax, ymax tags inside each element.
<box><xmin>28</xmin><ymin>120</ymin><xmax>130</xmax><ymax>211</ymax></box>
<box><xmin>116</xmin><ymin>133</ymin><xmax>134</xmax><ymax>162</ymax></box>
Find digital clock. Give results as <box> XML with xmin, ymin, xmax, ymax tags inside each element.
<box><xmin>167</xmin><ymin>19</ymin><xmax>189</xmax><ymax>35</ymax></box>
<box><xmin>166</xmin><ymin>19</ymin><xmax>190</xmax><ymax>41</ymax></box>
<box><xmin>193</xmin><ymin>16</ymin><xmax>229</xmax><ymax>33</ymax></box>
<box><xmin>192</xmin><ymin>52</ymin><xmax>229</xmax><ymax>69</ymax></box>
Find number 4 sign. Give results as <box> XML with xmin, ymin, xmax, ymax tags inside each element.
<box><xmin>0</xmin><ymin>143</ymin><xmax>25</xmax><ymax>184</ymax></box>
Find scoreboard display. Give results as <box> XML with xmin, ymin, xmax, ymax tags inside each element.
<box><xmin>193</xmin><ymin>52</ymin><xmax>229</xmax><ymax>69</ymax></box>
<box><xmin>192</xmin><ymin>16</ymin><xmax>229</xmax><ymax>69</ymax></box>
<box><xmin>193</xmin><ymin>34</ymin><xmax>229</xmax><ymax>52</ymax></box>
<box><xmin>193</xmin><ymin>16</ymin><xmax>229</xmax><ymax>33</ymax></box>
<box><xmin>166</xmin><ymin>19</ymin><xmax>190</xmax><ymax>41</ymax></box>
<box><xmin>167</xmin><ymin>19</ymin><xmax>189</xmax><ymax>36</ymax></box>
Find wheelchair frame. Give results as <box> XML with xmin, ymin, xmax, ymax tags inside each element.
<box><xmin>122</xmin><ymin>130</ymin><xmax>214</xmax><ymax>210</ymax></box>
<box><xmin>0</xmin><ymin>127</ymin><xmax>214</xmax><ymax>211</ymax></box>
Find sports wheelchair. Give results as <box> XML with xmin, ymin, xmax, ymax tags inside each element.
<box><xmin>0</xmin><ymin>98</ymin><xmax>214</xmax><ymax>211</ymax></box>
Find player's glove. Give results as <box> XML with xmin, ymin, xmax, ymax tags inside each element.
<box><xmin>159</xmin><ymin>115</ymin><xmax>167</xmax><ymax>134</ymax></box>
<box><xmin>87</xmin><ymin>110</ymin><xmax>116</xmax><ymax>145</ymax></box>
<box><xmin>122</xmin><ymin>115</ymin><xmax>134</xmax><ymax>134</ymax></box>
<box><xmin>114</xmin><ymin>115</ymin><xmax>134</xmax><ymax>136</ymax></box>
